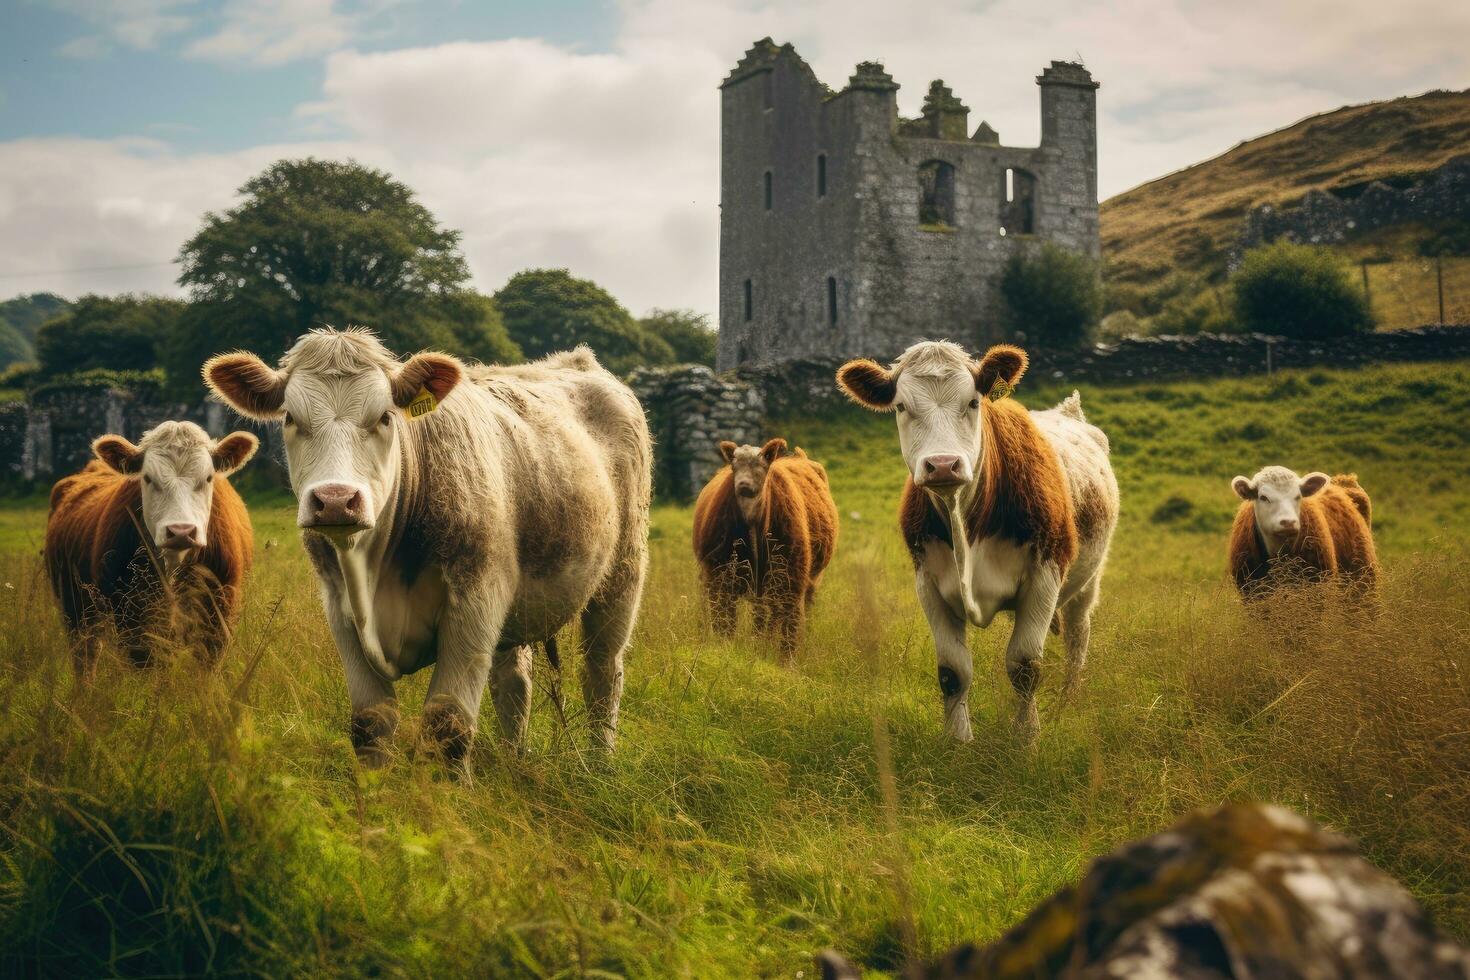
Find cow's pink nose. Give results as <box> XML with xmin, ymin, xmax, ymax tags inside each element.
<box><xmin>311</xmin><ymin>484</ymin><xmax>365</xmax><ymax>525</ymax></box>
<box><xmin>163</xmin><ymin>523</ymin><xmax>199</xmax><ymax>549</ymax></box>
<box><xmin>920</xmin><ymin>454</ymin><xmax>965</xmax><ymax>486</ymax></box>
<box><xmin>1278</xmin><ymin>519</ymin><xmax>1299</xmax><ymax>532</ymax></box>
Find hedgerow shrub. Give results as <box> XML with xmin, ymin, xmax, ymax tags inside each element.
<box><xmin>1231</xmin><ymin>241</ymin><xmax>1374</xmax><ymax>339</ymax></box>
<box><xmin>1000</xmin><ymin>243</ymin><xmax>1102</xmax><ymax>347</ymax></box>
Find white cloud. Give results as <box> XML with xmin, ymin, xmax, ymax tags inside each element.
<box><xmin>183</xmin><ymin>0</ymin><xmax>354</xmax><ymax>66</ymax></box>
<box><xmin>47</xmin><ymin>0</ymin><xmax>196</xmax><ymax>53</ymax></box>
<box><xmin>9</xmin><ymin>0</ymin><xmax>1470</xmax><ymax>319</ymax></box>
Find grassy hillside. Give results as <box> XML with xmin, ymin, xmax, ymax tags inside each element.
<box><xmin>1</xmin><ymin>360</ymin><xmax>1468</xmax><ymax>976</ymax></box>
<box><xmin>1101</xmin><ymin>88</ymin><xmax>1470</xmax><ymax>294</ymax></box>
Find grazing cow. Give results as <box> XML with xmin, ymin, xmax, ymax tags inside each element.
<box><xmin>1229</xmin><ymin>467</ymin><xmax>1378</xmax><ymax>602</ymax></box>
<box><xmin>45</xmin><ymin>421</ymin><xmax>258</xmax><ymax>677</ymax></box>
<box><xmin>837</xmin><ymin>342</ymin><xmax>1118</xmax><ymax>741</ymax></box>
<box><xmin>692</xmin><ymin>438</ymin><xmax>839</xmax><ymax>661</ymax></box>
<box><xmin>204</xmin><ymin>329</ymin><xmax>651</xmax><ymax>770</ymax></box>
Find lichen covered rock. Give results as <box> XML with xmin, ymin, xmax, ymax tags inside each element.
<box><xmin>820</xmin><ymin>803</ymin><xmax>1470</xmax><ymax>979</ymax></box>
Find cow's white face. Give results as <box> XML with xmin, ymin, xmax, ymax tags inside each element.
<box><xmin>837</xmin><ymin>341</ymin><xmax>1028</xmax><ymax>496</ymax></box>
<box><xmin>92</xmin><ymin>421</ymin><xmax>258</xmax><ymax>569</ymax></box>
<box><xmin>720</xmin><ymin>438</ymin><xmax>786</xmax><ymax>522</ymax></box>
<box><xmin>1232</xmin><ymin>465</ymin><xmax>1330</xmax><ymax>553</ymax></box>
<box><xmin>203</xmin><ymin>329</ymin><xmax>462</xmax><ymax>546</ymax></box>
<box><xmin>281</xmin><ymin>368</ymin><xmax>400</xmax><ymax>538</ymax></box>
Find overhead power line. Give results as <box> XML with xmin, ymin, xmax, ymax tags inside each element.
<box><xmin>0</xmin><ymin>258</ymin><xmax>179</xmax><ymax>280</ymax></box>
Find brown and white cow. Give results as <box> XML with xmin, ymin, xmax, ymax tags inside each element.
<box><xmin>1229</xmin><ymin>466</ymin><xmax>1378</xmax><ymax>603</ymax></box>
<box><xmin>838</xmin><ymin>342</ymin><xmax>1119</xmax><ymax>741</ymax></box>
<box><xmin>204</xmin><ymin>328</ymin><xmax>651</xmax><ymax>770</ymax></box>
<box><xmin>45</xmin><ymin>421</ymin><xmax>258</xmax><ymax>677</ymax></box>
<box><xmin>692</xmin><ymin>438</ymin><xmax>839</xmax><ymax>661</ymax></box>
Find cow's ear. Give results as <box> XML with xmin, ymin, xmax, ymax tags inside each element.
<box><xmin>1231</xmin><ymin>476</ymin><xmax>1257</xmax><ymax>500</ymax></box>
<box><xmin>836</xmin><ymin>359</ymin><xmax>897</xmax><ymax>411</ymax></box>
<box><xmin>719</xmin><ymin>440</ymin><xmax>737</xmax><ymax>464</ymax></box>
<box><xmin>393</xmin><ymin>352</ymin><xmax>462</xmax><ymax>408</ymax></box>
<box><xmin>1299</xmin><ymin>472</ymin><xmax>1330</xmax><ymax>498</ymax></box>
<box><xmin>204</xmin><ymin>352</ymin><xmax>287</xmax><ymax>421</ymax></box>
<box><xmin>761</xmin><ymin>438</ymin><xmax>787</xmax><ymax>463</ymax></box>
<box><xmin>211</xmin><ymin>432</ymin><xmax>259</xmax><ymax>476</ymax></box>
<box><xmin>93</xmin><ymin>434</ymin><xmax>143</xmax><ymax>475</ymax></box>
<box><xmin>975</xmin><ymin>344</ymin><xmax>1028</xmax><ymax>396</ymax></box>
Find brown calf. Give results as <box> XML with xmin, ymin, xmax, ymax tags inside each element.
<box><xmin>45</xmin><ymin>423</ymin><xmax>256</xmax><ymax>677</ymax></box>
<box><xmin>692</xmin><ymin>438</ymin><xmax>839</xmax><ymax>661</ymax></box>
<box><xmin>1229</xmin><ymin>467</ymin><xmax>1378</xmax><ymax>603</ymax></box>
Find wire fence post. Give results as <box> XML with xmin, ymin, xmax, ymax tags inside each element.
<box><xmin>1265</xmin><ymin>339</ymin><xmax>1273</xmax><ymax>376</ymax></box>
<box><xmin>1437</xmin><ymin>256</ymin><xmax>1445</xmax><ymax>326</ymax></box>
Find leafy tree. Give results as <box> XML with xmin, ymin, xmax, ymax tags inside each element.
<box><xmin>167</xmin><ymin>158</ymin><xmax>504</xmax><ymax>394</ymax></box>
<box><xmin>1231</xmin><ymin>241</ymin><xmax>1373</xmax><ymax>339</ymax></box>
<box><xmin>640</xmin><ymin>309</ymin><xmax>716</xmax><ymax>366</ymax></box>
<box><xmin>999</xmin><ymin>243</ymin><xmax>1103</xmax><ymax>347</ymax></box>
<box><xmin>34</xmin><ymin>295</ymin><xmax>184</xmax><ymax>377</ymax></box>
<box><xmin>494</xmin><ymin>269</ymin><xmax>675</xmax><ymax>375</ymax></box>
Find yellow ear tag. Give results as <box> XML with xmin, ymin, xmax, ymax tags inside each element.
<box><xmin>988</xmin><ymin>377</ymin><xmax>1014</xmax><ymax>402</ymax></box>
<box><xmin>405</xmin><ymin>387</ymin><xmax>438</xmax><ymax>420</ymax></box>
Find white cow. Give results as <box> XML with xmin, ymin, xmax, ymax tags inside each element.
<box><xmin>205</xmin><ymin>328</ymin><xmax>651</xmax><ymax>770</ymax></box>
<box><xmin>838</xmin><ymin>341</ymin><xmax>1119</xmax><ymax>740</ymax></box>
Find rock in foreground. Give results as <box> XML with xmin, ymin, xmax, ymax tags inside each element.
<box><xmin>820</xmin><ymin>803</ymin><xmax>1470</xmax><ymax>979</ymax></box>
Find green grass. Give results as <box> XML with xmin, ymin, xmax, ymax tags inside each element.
<box><xmin>2</xmin><ymin>360</ymin><xmax>1469</xmax><ymax>976</ymax></box>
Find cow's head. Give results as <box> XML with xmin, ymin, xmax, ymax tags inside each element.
<box><xmin>720</xmin><ymin>438</ymin><xmax>786</xmax><ymax>522</ymax></box>
<box><xmin>837</xmin><ymin>341</ymin><xmax>1027</xmax><ymax>496</ymax></box>
<box><xmin>1232</xmin><ymin>465</ymin><xmax>1330</xmax><ymax>552</ymax></box>
<box><xmin>92</xmin><ymin>421</ymin><xmax>258</xmax><ymax>569</ymax></box>
<box><xmin>203</xmin><ymin>328</ymin><xmax>461</xmax><ymax>543</ymax></box>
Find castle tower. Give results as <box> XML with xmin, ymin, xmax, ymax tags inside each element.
<box><xmin>717</xmin><ymin>41</ymin><xmax>1099</xmax><ymax>370</ymax></box>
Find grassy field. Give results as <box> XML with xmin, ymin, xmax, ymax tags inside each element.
<box><xmin>1</xmin><ymin>359</ymin><xmax>1469</xmax><ymax>977</ymax></box>
<box><xmin>1100</xmin><ymin>87</ymin><xmax>1470</xmax><ymax>291</ymax></box>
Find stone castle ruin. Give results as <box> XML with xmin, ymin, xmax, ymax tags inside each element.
<box><xmin>717</xmin><ymin>39</ymin><xmax>1100</xmax><ymax>370</ymax></box>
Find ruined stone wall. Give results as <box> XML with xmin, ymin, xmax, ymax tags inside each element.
<box><xmin>4</xmin><ymin>383</ymin><xmax>285</xmax><ymax>490</ymax></box>
<box><xmin>646</xmin><ymin>325</ymin><xmax>1470</xmax><ymax>499</ymax></box>
<box><xmin>1235</xmin><ymin>155</ymin><xmax>1470</xmax><ymax>262</ymax></box>
<box><xmin>628</xmin><ymin>364</ymin><xmax>765</xmax><ymax>500</ymax></box>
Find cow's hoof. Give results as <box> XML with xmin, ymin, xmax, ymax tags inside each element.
<box><xmin>423</xmin><ymin>694</ymin><xmax>473</xmax><ymax>768</ymax></box>
<box><xmin>351</xmin><ymin>700</ymin><xmax>400</xmax><ymax>767</ymax></box>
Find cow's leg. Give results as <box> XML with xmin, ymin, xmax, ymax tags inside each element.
<box><xmin>1059</xmin><ymin>573</ymin><xmax>1101</xmax><ymax>699</ymax></box>
<box><xmin>490</xmin><ymin>644</ymin><xmax>533</xmax><ymax>754</ymax></box>
<box><xmin>581</xmin><ymin>549</ymin><xmax>647</xmax><ymax>752</ymax></box>
<box><xmin>425</xmin><ymin>589</ymin><xmax>505</xmax><ymax>773</ymax></box>
<box><xmin>323</xmin><ymin>592</ymin><xmax>398</xmax><ymax>768</ymax></box>
<box><xmin>1007</xmin><ymin>565</ymin><xmax>1062</xmax><ymax>741</ymax></box>
<box><xmin>916</xmin><ymin>560</ymin><xmax>972</xmax><ymax>743</ymax></box>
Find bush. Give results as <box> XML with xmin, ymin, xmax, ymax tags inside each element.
<box><xmin>1231</xmin><ymin>241</ymin><xmax>1374</xmax><ymax>339</ymax></box>
<box><xmin>999</xmin><ymin>243</ymin><xmax>1102</xmax><ymax>347</ymax></box>
<box><xmin>34</xmin><ymin>295</ymin><xmax>183</xmax><ymax>377</ymax></box>
<box><xmin>640</xmin><ymin>309</ymin><xmax>717</xmax><ymax>366</ymax></box>
<box><xmin>494</xmin><ymin>269</ymin><xmax>675</xmax><ymax>375</ymax></box>
<box><xmin>1152</xmin><ymin>288</ymin><xmax>1235</xmax><ymax>335</ymax></box>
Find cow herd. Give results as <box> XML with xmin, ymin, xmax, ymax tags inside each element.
<box><xmin>41</xmin><ymin>329</ymin><xmax>1381</xmax><ymax>770</ymax></box>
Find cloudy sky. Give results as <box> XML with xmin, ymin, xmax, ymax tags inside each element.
<box><xmin>1</xmin><ymin>0</ymin><xmax>1466</xmax><ymax>317</ymax></box>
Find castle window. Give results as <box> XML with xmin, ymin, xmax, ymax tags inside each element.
<box><xmin>1000</xmin><ymin>167</ymin><xmax>1037</xmax><ymax>235</ymax></box>
<box><xmin>817</xmin><ymin>154</ymin><xmax>827</xmax><ymax>197</ymax></box>
<box><xmin>764</xmin><ymin>170</ymin><xmax>773</xmax><ymax>210</ymax></box>
<box><xmin>918</xmin><ymin>160</ymin><xmax>956</xmax><ymax>229</ymax></box>
<box><xmin>826</xmin><ymin>276</ymin><xmax>838</xmax><ymax>326</ymax></box>
<box><xmin>743</xmin><ymin>279</ymin><xmax>753</xmax><ymax>321</ymax></box>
